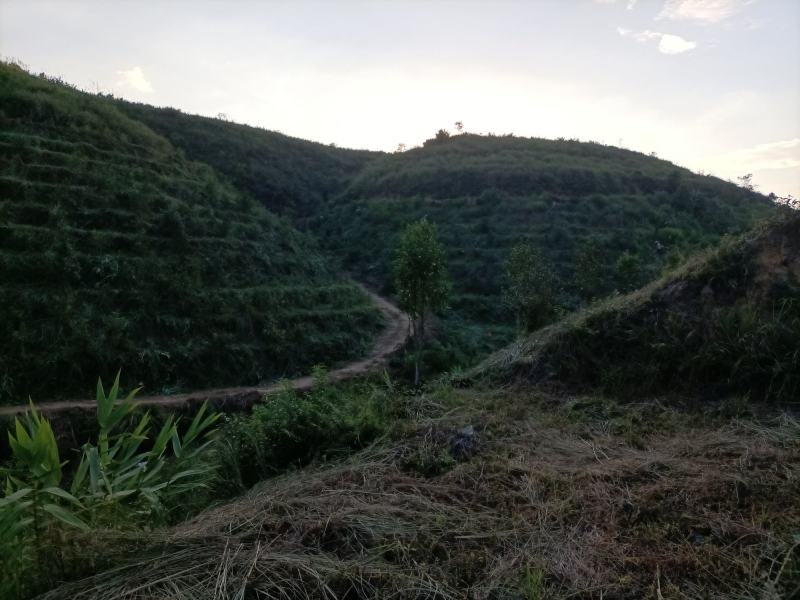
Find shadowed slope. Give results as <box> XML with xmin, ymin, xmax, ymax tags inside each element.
<box><xmin>470</xmin><ymin>212</ymin><xmax>800</xmax><ymax>401</ymax></box>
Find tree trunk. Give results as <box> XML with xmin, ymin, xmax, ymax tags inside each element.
<box><xmin>414</xmin><ymin>311</ymin><xmax>425</xmax><ymax>387</ymax></box>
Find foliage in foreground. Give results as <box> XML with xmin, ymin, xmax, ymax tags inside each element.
<box><xmin>0</xmin><ymin>373</ymin><xmax>218</xmax><ymax>599</ymax></box>
<box><xmin>35</xmin><ymin>387</ymin><xmax>800</xmax><ymax>599</ymax></box>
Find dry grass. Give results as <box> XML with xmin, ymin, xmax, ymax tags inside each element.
<box><xmin>41</xmin><ymin>389</ymin><xmax>800</xmax><ymax>599</ymax></box>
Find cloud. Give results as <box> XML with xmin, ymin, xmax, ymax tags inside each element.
<box><xmin>724</xmin><ymin>138</ymin><xmax>800</xmax><ymax>170</ymax></box>
<box><xmin>658</xmin><ymin>33</ymin><xmax>698</xmax><ymax>54</ymax></box>
<box><xmin>617</xmin><ymin>27</ymin><xmax>697</xmax><ymax>54</ymax></box>
<box><xmin>115</xmin><ymin>66</ymin><xmax>153</xmax><ymax>93</ymax></box>
<box><xmin>657</xmin><ymin>0</ymin><xmax>753</xmax><ymax>23</ymax></box>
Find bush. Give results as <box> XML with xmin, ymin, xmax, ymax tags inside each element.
<box><xmin>217</xmin><ymin>368</ymin><xmax>391</xmax><ymax>490</ymax></box>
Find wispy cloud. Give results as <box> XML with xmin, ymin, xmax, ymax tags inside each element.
<box><xmin>115</xmin><ymin>66</ymin><xmax>153</xmax><ymax>93</ymax></box>
<box><xmin>617</xmin><ymin>27</ymin><xmax>697</xmax><ymax>54</ymax></box>
<box><xmin>724</xmin><ymin>138</ymin><xmax>800</xmax><ymax>170</ymax></box>
<box><xmin>657</xmin><ymin>0</ymin><xmax>754</xmax><ymax>23</ymax></box>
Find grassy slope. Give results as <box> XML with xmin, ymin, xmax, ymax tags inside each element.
<box><xmin>41</xmin><ymin>384</ymin><xmax>800</xmax><ymax>599</ymax></box>
<box><xmin>471</xmin><ymin>212</ymin><xmax>800</xmax><ymax>402</ymax></box>
<box><xmin>0</xmin><ymin>63</ymin><xmax>382</xmax><ymax>404</ymax></box>
<box><xmin>315</xmin><ymin>134</ymin><xmax>776</xmax><ymax>356</ymax></box>
<box><xmin>119</xmin><ymin>101</ymin><xmax>381</xmax><ymax>219</ymax></box>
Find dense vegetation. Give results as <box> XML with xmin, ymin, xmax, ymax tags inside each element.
<box><xmin>0</xmin><ymin>371</ymin><xmax>392</xmax><ymax>599</ymax></box>
<box><xmin>14</xmin><ymin>377</ymin><xmax>799</xmax><ymax>599</ymax></box>
<box><xmin>0</xmin><ymin>63</ymin><xmax>382</xmax><ymax>404</ymax></box>
<box><xmin>317</xmin><ymin>134</ymin><xmax>776</xmax><ymax>325</ymax></box>
<box><xmin>473</xmin><ymin>212</ymin><xmax>800</xmax><ymax>402</ymax></box>
<box><xmin>119</xmin><ymin>101</ymin><xmax>378</xmax><ymax>219</ymax></box>
<box><xmin>103</xmin><ymin>104</ymin><xmax>779</xmax><ymax>372</ymax></box>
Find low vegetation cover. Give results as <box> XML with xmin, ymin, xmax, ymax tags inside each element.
<box><xmin>2</xmin><ymin>215</ymin><xmax>798</xmax><ymax>599</ymax></box>
<box><xmin>17</xmin><ymin>384</ymin><xmax>800</xmax><ymax>599</ymax></box>
<box><xmin>0</xmin><ymin>63</ymin><xmax>382</xmax><ymax>403</ymax></box>
<box><xmin>314</xmin><ymin>133</ymin><xmax>776</xmax><ymax>365</ymax></box>
<box><xmin>0</xmin><ymin>370</ymin><xmax>393</xmax><ymax>599</ymax></box>
<box><xmin>474</xmin><ymin>212</ymin><xmax>800</xmax><ymax>402</ymax></box>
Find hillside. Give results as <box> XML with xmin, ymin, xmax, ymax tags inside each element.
<box><xmin>119</xmin><ymin>101</ymin><xmax>380</xmax><ymax>219</ymax></box>
<box><xmin>317</xmin><ymin>134</ymin><xmax>777</xmax><ymax>326</ymax></box>
<box><xmin>0</xmin><ymin>63</ymin><xmax>382</xmax><ymax>404</ymax></box>
<box><xmin>471</xmin><ymin>211</ymin><xmax>800</xmax><ymax>402</ymax></box>
<box><xmin>11</xmin><ymin>217</ymin><xmax>798</xmax><ymax>599</ymax></box>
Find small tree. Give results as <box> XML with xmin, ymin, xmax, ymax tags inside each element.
<box><xmin>435</xmin><ymin>128</ymin><xmax>450</xmax><ymax>141</ymax></box>
<box><xmin>504</xmin><ymin>242</ymin><xmax>556</xmax><ymax>333</ymax></box>
<box><xmin>393</xmin><ymin>219</ymin><xmax>450</xmax><ymax>386</ymax></box>
<box><xmin>737</xmin><ymin>173</ymin><xmax>756</xmax><ymax>191</ymax></box>
<box><xmin>454</xmin><ymin>121</ymin><xmax>464</xmax><ymax>133</ymax></box>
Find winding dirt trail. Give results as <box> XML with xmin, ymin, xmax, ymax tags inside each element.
<box><xmin>0</xmin><ymin>287</ymin><xmax>410</xmax><ymax>416</ymax></box>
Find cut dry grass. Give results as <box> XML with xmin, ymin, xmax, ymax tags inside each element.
<box><xmin>40</xmin><ymin>389</ymin><xmax>800</xmax><ymax>599</ymax></box>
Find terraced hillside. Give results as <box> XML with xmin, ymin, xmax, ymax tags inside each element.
<box><xmin>316</xmin><ymin>134</ymin><xmax>777</xmax><ymax>329</ymax></box>
<box><xmin>0</xmin><ymin>63</ymin><xmax>383</xmax><ymax>404</ymax></box>
<box><xmin>120</xmin><ymin>101</ymin><xmax>380</xmax><ymax>219</ymax></box>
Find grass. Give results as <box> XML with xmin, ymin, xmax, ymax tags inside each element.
<box><xmin>32</xmin><ymin>384</ymin><xmax>800</xmax><ymax>599</ymax></box>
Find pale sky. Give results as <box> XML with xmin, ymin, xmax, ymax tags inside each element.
<box><xmin>2</xmin><ymin>0</ymin><xmax>799</xmax><ymax>198</ymax></box>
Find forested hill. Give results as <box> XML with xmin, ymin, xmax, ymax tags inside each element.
<box><xmin>119</xmin><ymin>101</ymin><xmax>381</xmax><ymax>219</ymax></box>
<box><xmin>0</xmin><ymin>63</ymin><xmax>382</xmax><ymax>404</ymax></box>
<box><xmin>314</xmin><ymin>133</ymin><xmax>777</xmax><ymax>342</ymax></box>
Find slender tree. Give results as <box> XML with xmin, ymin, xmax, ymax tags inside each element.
<box><xmin>504</xmin><ymin>241</ymin><xmax>556</xmax><ymax>332</ymax></box>
<box><xmin>393</xmin><ymin>219</ymin><xmax>450</xmax><ymax>386</ymax></box>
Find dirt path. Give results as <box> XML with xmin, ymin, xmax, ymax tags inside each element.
<box><xmin>0</xmin><ymin>287</ymin><xmax>410</xmax><ymax>416</ymax></box>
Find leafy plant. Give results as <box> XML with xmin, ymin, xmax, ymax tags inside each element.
<box><xmin>70</xmin><ymin>373</ymin><xmax>220</xmax><ymax>523</ymax></box>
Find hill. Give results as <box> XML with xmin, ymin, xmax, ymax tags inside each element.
<box><xmin>471</xmin><ymin>211</ymin><xmax>800</xmax><ymax>402</ymax></box>
<box><xmin>317</xmin><ymin>133</ymin><xmax>776</xmax><ymax>316</ymax></box>
<box><xmin>0</xmin><ymin>63</ymin><xmax>382</xmax><ymax>404</ymax></box>
<box><xmin>119</xmin><ymin>101</ymin><xmax>380</xmax><ymax>219</ymax></box>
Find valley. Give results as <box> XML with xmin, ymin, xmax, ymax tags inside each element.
<box><xmin>0</xmin><ymin>61</ymin><xmax>797</xmax><ymax>600</ymax></box>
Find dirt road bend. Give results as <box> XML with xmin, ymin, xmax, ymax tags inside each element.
<box><xmin>0</xmin><ymin>287</ymin><xmax>410</xmax><ymax>416</ymax></box>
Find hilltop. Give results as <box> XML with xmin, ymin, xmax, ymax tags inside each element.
<box><xmin>0</xmin><ymin>63</ymin><xmax>383</xmax><ymax>403</ymax></box>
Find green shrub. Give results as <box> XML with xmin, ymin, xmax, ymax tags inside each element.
<box><xmin>218</xmin><ymin>369</ymin><xmax>390</xmax><ymax>490</ymax></box>
<box><xmin>0</xmin><ymin>373</ymin><xmax>220</xmax><ymax>597</ymax></box>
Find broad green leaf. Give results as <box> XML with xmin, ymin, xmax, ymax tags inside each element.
<box><xmin>42</xmin><ymin>503</ymin><xmax>89</xmax><ymax>530</ymax></box>
<box><xmin>42</xmin><ymin>486</ymin><xmax>82</xmax><ymax>506</ymax></box>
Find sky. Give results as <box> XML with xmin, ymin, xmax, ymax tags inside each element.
<box><xmin>1</xmin><ymin>0</ymin><xmax>799</xmax><ymax>198</ymax></box>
